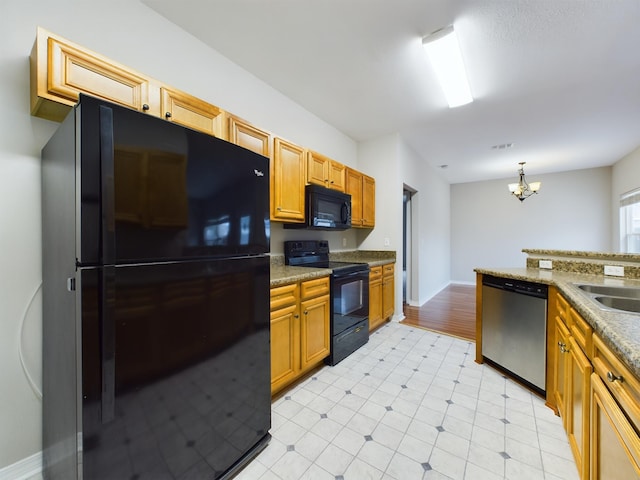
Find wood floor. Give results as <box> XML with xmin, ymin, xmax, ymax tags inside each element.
<box><xmin>401</xmin><ymin>284</ymin><xmax>476</xmax><ymax>341</ymax></box>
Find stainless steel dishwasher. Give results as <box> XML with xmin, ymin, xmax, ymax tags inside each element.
<box><xmin>481</xmin><ymin>275</ymin><xmax>548</xmax><ymax>394</ymax></box>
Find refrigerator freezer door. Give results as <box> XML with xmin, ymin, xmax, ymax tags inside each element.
<box><xmin>80</xmin><ymin>255</ymin><xmax>270</xmax><ymax>479</ymax></box>
<box><xmin>77</xmin><ymin>95</ymin><xmax>270</xmax><ymax>267</ymax></box>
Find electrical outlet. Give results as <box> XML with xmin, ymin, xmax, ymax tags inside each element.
<box><xmin>604</xmin><ymin>265</ymin><xmax>625</xmax><ymax>277</ymax></box>
<box><xmin>539</xmin><ymin>260</ymin><xmax>552</xmax><ymax>269</ymax></box>
<box><xmin>384</xmin><ymin>237</ymin><xmax>390</xmax><ymax>247</ymax></box>
<box><xmin>342</xmin><ymin>237</ymin><xmax>347</xmax><ymax>247</ymax></box>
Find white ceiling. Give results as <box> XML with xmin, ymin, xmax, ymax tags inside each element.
<box><xmin>143</xmin><ymin>0</ymin><xmax>640</xmax><ymax>184</ymax></box>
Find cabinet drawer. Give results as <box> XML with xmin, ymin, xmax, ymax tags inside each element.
<box><xmin>592</xmin><ymin>334</ymin><xmax>640</xmax><ymax>433</ymax></box>
<box><xmin>369</xmin><ymin>266</ymin><xmax>382</xmax><ymax>280</ymax></box>
<box><xmin>270</xmin><ymin>283</ymin><xmax>298</xmax><ymax>311</ymax></box>
<box><xmin>569</xmin><ymin>307</ymin><xmax>592</xmax><ymax>354</ymax></box>
<box><xmin>383</xmin><ymin>264</ymin><xmax>395</xmax><ymax>277</ymax></box>
<box><xmin>300</xmin><ymin>277</ymin><xmax>330</xmax><ymax>300</ymax></box>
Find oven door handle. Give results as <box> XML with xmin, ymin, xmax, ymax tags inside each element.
<box><xmin>334</xmin><ymin>270</ymin><xmax>369</xmax><ymax>279</ymax></box>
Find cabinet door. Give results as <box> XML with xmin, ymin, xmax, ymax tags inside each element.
<box><xmin>362</xmin><ymin>174</ymin><xmax>376</xmax><ymax>227</ymax></box>
<box><xmin>32</xmin><ymin>27</ymin><xmax>153</xmax><ymax>121</ymax></box>
<box><xmin>228</xmin><ymin>115</ymin><xmax>271</xmax><ymax>157</ymax></box>
<box><xmin>300</xmin><ymin>294</ymin><xmax>330</xmax><ymax>370</ymax></box>
<box><xmin>553</xmin><ymin>317</ymin><xmax>569</xmax><ymax>430</ymax></box>
<box><xmin>369</xmin><ymin>274</ymin><xmax>383</xmax><ymax>332</ymax></box>
<box><xmin>328</xmin><ymin>161</ymin><xmax>346</xmax><ymax>192</ymax></box>
<box><xmin>590</xmin><ymin>373</ymin><xmax>640</xmax><ymax>480</ymax></box>
<box><xmin>382</xmin><ymin>265</ymin><xmax>395</xmax><ymax>320</ymax></box>
<box><xmin>345</xmin><ymin>168</ymin><xmax>363</xmax><ymax>227</ymax></box>
<box><xmin>307</xmin><ymin>151</ymin><xmax>329</xmax><ymax>187</ymax></box>
<box><xmin>554</xmin><ymin>316</ymin><xmax>571</xmax><ymax>428</ymax></box>
<box><xmin>567</xmin><ymin>336</ymin><xmax>592</xmax><ymax>480</ymax></box>
<box><xmin>270</xmin><ymin>304</ymin><xmax>299</xmax><ymax>394</ymax></box>
<box><xmin>161</xmin><ymin>87</ymin><xmax>226</xmax><ymax>138</ymax></box>
<box><xmin>272</xmin><ymin>138</ymin><xmax>306</xmax><ymax>222</ymax></box>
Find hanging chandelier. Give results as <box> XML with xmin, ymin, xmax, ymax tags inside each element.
<box><xmin>508</xmin><ymin>162</ymin><xmax>541</xmax><ymax>202</ymax></box>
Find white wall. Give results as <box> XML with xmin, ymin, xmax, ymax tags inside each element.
<box><xmin>450</xmin><ymin>167</ymin><xmax>612</xmax><ymax>283</ymax></box>
<box><xmin>356</xmin><ymin>134</ymin><xmax>404</xmax><ymax>318</ymax></box>
<box><xmin>611</xmin><ymin>146</ymin><xmax>640</xmax><ymax>250</ymax></box>
<box><xmin>356</xmin><ymin>134</ymin><xmax>452</xmax><ymax>315</ymax></box>
<box><xmin>398</xmin><ymin>141</ymin><xmax>451</xmax><ymax>305</ymax></box>
<box><xmin>1</xmin><ymin>0</ymin><xmax>358</xmax><ymax>469</ymax></box>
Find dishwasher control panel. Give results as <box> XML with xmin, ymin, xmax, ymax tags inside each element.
<box><xmin>482</xmin><ymin>274</ymin><xmax>548</xmax><ymax>299</ymax></box>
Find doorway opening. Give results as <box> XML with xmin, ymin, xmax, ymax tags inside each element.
<box><xmin>403</xmin><ymin>186</ymin><xmax>416</xmax><ymax>305</ymax></box>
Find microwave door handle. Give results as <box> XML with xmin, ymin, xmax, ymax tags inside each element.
<box><xmin>341</xmin><ymin>202</ymin><xmax>349</xmax><ymax>223</ymax></box>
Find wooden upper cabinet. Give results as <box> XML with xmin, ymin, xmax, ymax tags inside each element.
<box><xmin>30</xmin><ymin>27</ymin><xmax>228</xmax><ymax>140</ymax></box>
<box><xmin>161</xmin><ymin>87</ymin><xmax>226</xmax><ymax>139</ymax></box>
<box><xmin>31</xmin><ymin>27</ymin><xmax>156</xmax><ymax>122</ymax></box>
<box><xmin>271</xmin><ymin>137</ymin><xmax>306</xmax><ymax>222</ymax></box>
<box><xmin>346</xmin><ymin>168</ymin><xmax>364</xmax><ymax>226</ymax></box>
<box><xmin>307</xmin><ymin>151</ymin><xmax>345</xmax><ymax>192</ymax></box>
<box><xmin>346</xmin><ymin>167</ymin><xmax>375</xmax><ymax>228</ymax></box>
<box><xmin>362</xmin><ymin>173</ymin><xmax>375</xmax><ymax>227</ymax></box>
<box><xmin>228</xmin><ymin>115</ymin><xmax>271</xmax><ymax>158</ymax></box>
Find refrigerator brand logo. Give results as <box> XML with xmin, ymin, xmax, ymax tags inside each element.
<box><xmin>254</xmin><ymin>169</ymin><xmax>264</xmax><ymax>177</ymax></box>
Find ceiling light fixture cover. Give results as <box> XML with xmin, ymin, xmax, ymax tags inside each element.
<box><xmin>422</xmin><ymin>25</ymin><xmax>473</xmax><ymax>108</ymax></box>
<box><xmin>508</xmin><ymin>162</ymin><xmax>541</xmax><ymax>202</ymax></box>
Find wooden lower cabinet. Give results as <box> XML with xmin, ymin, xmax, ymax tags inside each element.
<box><xmin>270</xmin><ymin>277</ymin><xmax>330</xmax><ymax>395</ymax></box>
<box><xmin>567</xmin><ymin>335</ymin><xmax>592</xmax><ymax>480</ymax></box>
<box><xmin>368</xmin><ymin>263</ymin><xmax>394</xmax><ymax>332</ymax></box>
<box><xmin>590</xmin><ymin>373</ymin><xmax>640</xmax><ymax>479</ymax></box>
<box><xmin>368</xmin><ymin>267</ymin><xmax>383</xmax><ymax>331</ymax></box>
<box><xmin>382</xmin><ymin>263</ymin><xmax>395</xmax><ymax>321</ymax></box>
<box><xmin>553</xmin><ymin>313</ymin><xmax>570</xmax><ymax>426</ymax></box>
<box><xmin>552</xmin><ymin>291</ymin><xmax>593</xmax><ymax>480</ymax></box>
<box><xmin>549</xmin><ymin>288</ymin><xmax>640</xmax><ymax>480</ymax></box>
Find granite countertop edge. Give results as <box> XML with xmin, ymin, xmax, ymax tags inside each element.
<box><xmin>270</xmin><ymin>254</ymin><xmax>396</xmax><ymax>287</ymax></box>
<box><xmin>475</xmin><ymin>267</ymin><xmax>640</xmax><ymax>379</ymax></box>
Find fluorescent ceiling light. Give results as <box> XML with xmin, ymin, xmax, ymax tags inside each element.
<box><xmin>422</xmin><ymin>25</ymin><xmax>473</xmax><ymax>108</ymax></box>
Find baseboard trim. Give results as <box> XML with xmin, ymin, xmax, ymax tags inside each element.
<box><xmin>0</xmin><ymin>452</ymin><xmax>42</xmax><ymax>480</ymax></box>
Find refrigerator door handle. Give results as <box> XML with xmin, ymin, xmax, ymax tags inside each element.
<box><xmin>100</xmin><ymin>266</ymin><xmax>116</xmax><ymax>423</ymax></box>
<box><xmin>99</xmin><ymin>105</ymin><xmax>116</xmax><ymax>265</ymax></box>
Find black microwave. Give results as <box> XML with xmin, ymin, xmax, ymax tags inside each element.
<box><xmin>285</xmin><ymin>184</ymin><xmax>351</xmax><ymax>230</ymax></box>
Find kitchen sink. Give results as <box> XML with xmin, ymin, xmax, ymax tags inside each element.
<box><xmin>574</xmin><ymin>283</ymin><xmax>640</xmax><ymax>314</ymax></box>
<box><xmin>594</xmin><ymin>296</ymin><xmax>640</xmax><ymax>313</ymax></box>
<box><xmin>577</xmin><ymin>284</ymin><xmax>640</xmax><ymax>299</ymax></box>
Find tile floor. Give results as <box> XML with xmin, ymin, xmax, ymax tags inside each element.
<box><xmin>237</xmin><ymin>322</ymin><xmax>579</xmax><ymax>480</ymax></box>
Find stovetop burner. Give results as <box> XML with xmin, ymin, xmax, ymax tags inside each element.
<box><xmin>284</xmin><ymin>240</ymin><xmax>368</xmax><ymax>275</ymax></box>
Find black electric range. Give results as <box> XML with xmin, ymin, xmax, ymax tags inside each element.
<box><xmin>284</xmin><ymin>240</ymin><xmax>370</xmax><ymax>365</ymax></box>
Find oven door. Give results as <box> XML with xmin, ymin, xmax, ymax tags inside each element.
<box><xmin>332</xmin><ymin>269</ymin><xmax>369</xmax><ymax>335</ymax></box>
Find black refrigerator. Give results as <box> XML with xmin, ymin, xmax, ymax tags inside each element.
<box><xmin>41</xmin><ymin>95</ymin><xmax>271</xmax><ymax>480</ymax></box>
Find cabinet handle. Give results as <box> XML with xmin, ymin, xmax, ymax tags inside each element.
<box><xmin>304</xmin><ymin>310</ymin><xmax>308</xmax><ymax>315</ymax></box>
<box><xmin>607</xmin><ymin>371</ymin><xmax>624</xmax><ymax>383</ymax></box>
<box><xmin>277</xmin><ymin>206</ymin><xmax>282</xmax><ymax>211</ymax></box>
<box><xmin>557</xmin><ymin>341</ymin><xmax>569</xmax><ymax>353</ymax></box>
<box><xmin>165</xmin><ymin>112</ymin><xmax>172</xmax><ymax>118</ymax></box>
<box><xmin>142</xmin><ymin>104</ymin><xmax>149</xmax><ymax>111</ymax></box>
<box><xmin>294</xmin><ymin>314</ymin><xmax>299</xmax><ymax>319</ymax></box>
